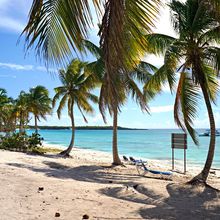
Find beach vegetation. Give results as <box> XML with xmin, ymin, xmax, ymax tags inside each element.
<box><xmin>0</xmin><ymin>132</ymin><xmax>43</xmax><ymax>153</ymax></box>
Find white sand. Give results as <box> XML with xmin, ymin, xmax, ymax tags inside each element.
<box><xmin>0</xmin><ymin>147</ymin><xmax>219</xmax><ymax>220</ymax></box>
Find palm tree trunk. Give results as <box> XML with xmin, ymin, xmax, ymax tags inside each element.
<box><xmin>112</xmin><ymin>107</ymin><xmax>122</xmax><ymax>165</ymax></box>
<box><xmin>34</xmin><ymin>115</ymin><xmax>38</xmax><ymax>134</ymax></box>
<box><xmin>19</xmin><ymin>111</ymin><xmax>24</xmax><ymax>134</ymax></box>
<box><xmin>189</xmin><ymin>82</ymin><xmax>216</xmax><ymax>184</ymax></box>
<box><xmin>60</xmin><ymin>102</ymin><xmax>75</xmax><ymax>157</ymax></box>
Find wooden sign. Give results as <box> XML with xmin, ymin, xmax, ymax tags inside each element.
<box><xmin>172</xmin><ymin>133</ymin><xmax>187</xmax><ymax>149</ymax></box>
<box><xmin>171</xmin><ymin>133</ymin><xmax>187</xmax><ymax>174</ymax></box>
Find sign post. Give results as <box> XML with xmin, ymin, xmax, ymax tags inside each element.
<box><xmin>171</xmin><ymin>133</ymin><xmax>187</xmax><ymax>174</ymax></box>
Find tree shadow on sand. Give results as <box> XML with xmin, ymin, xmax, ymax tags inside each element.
<box><xmin>7</xmin><ymin>161</ymin><xmax>220</xmax><ymax>219</ymax></box>
<box><xmin>100</xmin><ymin>182</ymin><xmax>220</xmax><ymax>219</ymax></box>
<box><xmin>6</xmin><ymin>161</ymin><xmax>142</xmax><ymax>185</ymax></box>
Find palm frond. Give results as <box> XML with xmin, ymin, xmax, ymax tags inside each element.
<box><xmin>86</xmin><ymin>93</ymin><xmax>99</xmax><ymax>104</ymax></box>
<box><xmin>83</xmin><ymin>40</ymin><xmax>102</xmax><ymax>59</ymax></box>
<box><xmin>130</xmin><ymin>61</ymin><xmax>157</xmax><ymax>84</ymax></box>
<box><xmin>202</xmin><ymin>64</ymin><xmax>219</xmax><ymax>104</ymax></box>
<box><xmin>85</xmin><ymin>60</ymin><xmax>105</xmax><ymax>82</ymax></box>
<box><xmin>174</xmin><ymin>72</ymin><xmax>200</xmax><ymax>145</ymax></box>
<box><xmin>126</xmin><ymin>77</ymin><xmax>149</xmax><ymax>112</ymax></box>
<box><xmin>144</xmin><ymin>52</ymin><xmax>178</xmax><ymax>95</ymax></box>
<box><xmin>77</xmin><ymin>104</ymin><xmax>88</xmax><ymax>123</ymax></box>
<box><xmin>198</xmin><ymin>26</ymin><xmax>220</xmax><ymax>45</ymax></box>
<box><xmin>76</xmin><ymin>93</ymin><xmax>94</xmax><ymax>114</ymax></box>
<box><xmin>99</xmin><ymin>79</ymin><xmax>110</xmax><ymax>123</ymax></box>
<box><xmin>169</xmin><ymin>0</ymin><xmax>186</xmax><ymax>35</ymax></box>
<box><xmin>57</xmin><ymin>94</ymin><xmax>68</xmax><ymax>119</ymax></box>
<box><xmin>99</xmin><ymin>0</ymin><xmax>160</xmax><ymax>109</ymax></box>
<box><xmin>145</xmin><ymin>33</ymin><xmax>176</xmax><ymax>55</ymax></box>
<box><xmin>21</xmin><ymin>0</ymin><xmax>100</xmax><ymax>65</ymax></box>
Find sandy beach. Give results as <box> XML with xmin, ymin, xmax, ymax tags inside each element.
<box><xmin>0</xmin><ymin>146</ymin><xmax>220</xmax><ymax>220</ymax></box>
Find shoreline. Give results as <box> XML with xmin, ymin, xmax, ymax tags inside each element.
<box><xmin>43</xmin><ymin>142</ymin><xmax>220</xmax><ymax>178</ymax></box>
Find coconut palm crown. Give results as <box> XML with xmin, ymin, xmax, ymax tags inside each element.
<box><xmin>28</xmin><ymin>86</ymin><xmax>52</xmax><ymax>133</ymax></box>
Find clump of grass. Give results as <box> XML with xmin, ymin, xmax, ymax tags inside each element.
<box><xmin>32</xmin><ymin>146</ymin><xmax>62</xmax><ymax>155</ymax></box>
<box><xmin>43</xmin><ymin>147</ymin><xmax>62</xmax><ymax>153</ymax></box>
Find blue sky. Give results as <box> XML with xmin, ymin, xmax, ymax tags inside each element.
<box><xmin>0</xmin><ymin>0</ymin><xmax>219</xmax><ymax>129</ymax></box>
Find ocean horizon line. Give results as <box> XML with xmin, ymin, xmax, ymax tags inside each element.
<box><xmin>26</xmin><ymin>126</ymin><xmax>217</xmax><ymax>130</ymax></box>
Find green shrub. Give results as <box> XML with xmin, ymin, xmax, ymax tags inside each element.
<box><xmin>0</xmin><ymin>133</ymin><xmax>27</xmax><ymax>151</ymax></box>
<box><xmin>0</xmin><ymin>132</ymin><xmax>44</xmax><ymax>152</ymax></box>
<box><xmin>28</xmin><ymin>133</ymin><xmax>44</xmax><ymax>149</ymax></box>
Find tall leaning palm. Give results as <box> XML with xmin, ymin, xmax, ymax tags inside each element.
<box><xmin>85</xmin><ymin>40</ymin><xmax>155</xmax><ymax>165</ymax></box>
<box><xmin>53</xmin><ymin>59</ymin><xmax>98</xmax><ymax>157</ymax></box>
<box><xmin>145</xmin><ymin>0</ymin><xmax>220</xmax><ymax>184</ymax></box>
<box><xmin>28</xmin><ymin>86</ymin><xmax>52</xmax><ymax>133</ymax></box>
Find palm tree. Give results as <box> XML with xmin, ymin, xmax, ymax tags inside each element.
<box><xmin>21</xmin><ymin>0</ymin><xmax>161</xmax><ymax>113</ymax></box>
<box><xmin>144</xmin><ymin>0</ymin><xmax>220</xmax><ymax>184</ymax></box>
<box><xmin>0</xmin><ymin>90</ymin><xmax>18</xmax><ymax>134</ymax></box>
<box><xmin>28</xmin><ymin>86</ymin><xmax>52</xmax><ymax>133</ymax></box>
<box><xmin>53</xmin><ymin>59</ymin><xmax>99</xmax><ymax>157</ymax></box>
<box><xmin>0</xmin><ymin>88</ymin><xmax>8</xmax><ymax>107</ymax></box>
<box><xmin>15</xmin><ymin>91</ymin><xmax>30</xmax><ymax>134</ymax></box>
<box><xmin>85</xmin><ymin>40</ymin><xmax>156</xmax><ymax>165</ymax></box>
<box><xmin>0</xmin><ymin>103</ymin><xmax>17</xmax><ymax>135</ymax></box>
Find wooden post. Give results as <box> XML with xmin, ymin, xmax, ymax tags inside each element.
<box><xmin>172</xmin><ymin>134</ymin><xmax>174</xmax><ymax>170</ymax></box>
<box><xmin>184</xmin><ymin>148</ymin><xmax>186</xmax><ymax>174</ymax></box>
<box><xmin>172</xmin><ymin>148</ymin><xmax>174</xmax><ymax>171</ymax></box>
<box><xmin>171</xmin><ymin>133</ymin><xmax>187</xmax><ymax>174</ymax></box>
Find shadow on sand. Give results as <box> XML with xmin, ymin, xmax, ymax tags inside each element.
<box><xmin>7</xmin><ymin>160</ymin><xmax>220</xmax><ymax>219</ymax></box>
<box><xmin>7</xmin><ymin>161</ymin><xmax>141</xmax><ymax>185</ymax></box>
<box><xmin>100</xmin><ymin>182</ymin><xmax>220</xmax><ymax>219</ymax></box>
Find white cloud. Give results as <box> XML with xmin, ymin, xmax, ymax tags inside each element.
<box><xmin>0</xmin><ymin>62</ymin><xmax>33</xmax><ymax>71</ymax></box>
<box><xmin>0</xmin><ymin>16</ymin><xmax>25</xmax><ymax>33</ymax></box>
<box><xmin>0</xmin><ymin>62</ymin><xmax>59</xmax><ymax>73</ymax></box>
<box><xmin>36</xmin><ymin>66</ymin><xmax>47</xmax><ymax>72</ymax></box>
<box><xmin>0</xmin><ymin>0</ymin><xmax>31</xmax><ymax>33</ymax></box>
<box><xmin>150</xmin><ymin>105</ymin><xmax>173</xmax><ymax>113</ymax></box>
<box><xmin>36</xmin><ymin>66</ymin><xmax>57</xmax><ymax>73</ymax></box>
<box><xmin>122</xmin><ymin>107</ymin><xmax>137</xmax><ymax>111</ymax></box>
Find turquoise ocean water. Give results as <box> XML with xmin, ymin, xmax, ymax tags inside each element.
<box><xmin>27</xmin><ymin>129</ymin><xmax>220</xmax><ymax>168</ymax></box>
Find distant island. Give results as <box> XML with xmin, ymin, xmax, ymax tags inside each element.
<box><xmin>28</xmin><ymin>125</ymin><xmax>148</xmax><ymax>130</ymax></box>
